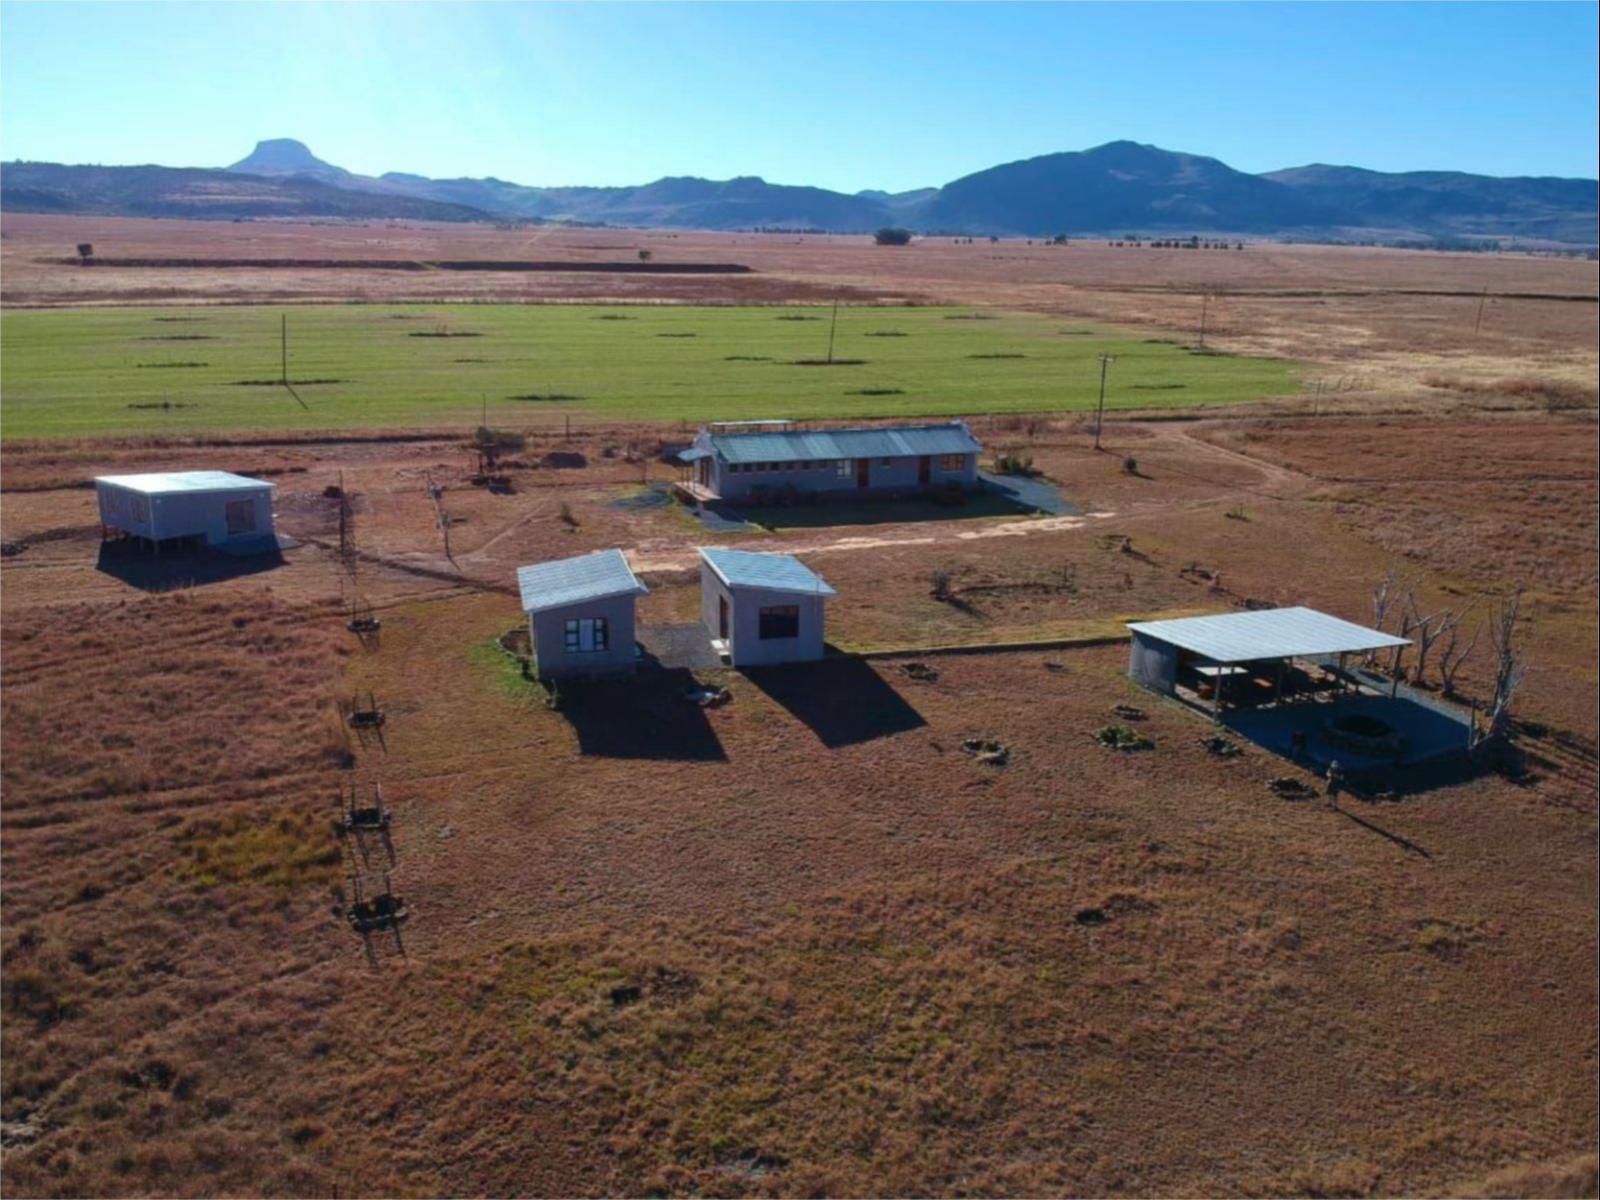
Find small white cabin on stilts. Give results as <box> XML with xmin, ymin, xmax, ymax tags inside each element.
<box><xmin>94</xmin><ymin>471</ymin><xmax>277</xmax><ymax>551</ymax></box>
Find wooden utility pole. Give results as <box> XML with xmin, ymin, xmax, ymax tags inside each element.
<box><xmin>1474</xmin><ymin>285</ymin><xmax>1488</xmax><ymax>335</ymax></box>
<box><xmin>1093</xmin><ymin>353</ymin><xmax>1115</xmax><ymax>451</ymax></box>
<box><xmin>826</xmin><ymin>296</ymin><xmax>839</xmax><ymax>364</ymax></box>
<box><xmin>1198</xmin><ymin>293</ymin><xmax>1210</xmax><ymax>349</ymax></box>
<box><xmin>281</xmin><ymin>313</ymin><xmax>288</xmax><ymax>385</ymax></box>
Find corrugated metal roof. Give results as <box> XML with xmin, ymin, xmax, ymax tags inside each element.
<box><xmin>1126</xmin><ymin>606</ymin><xmax>1410</xmax><ymax>664</ymax></box>
<box><xmin>708</xmin><ymin>423</ymin><xmax>981</xmax><ymax>465</ymax></box>
<box><xmin>517</xmin><ymin>548</ymin><xmax>649</xmax><ymax>614</ymax></box>
<box><xmin>699</xmin><ymin>548</ymin><xmax>837</xmax><ymax>596</ymax></box>
<box><xmin>677</xmin><ymin>447</ymin><xmax>713</xmax><ymax>462</ymax></box>
<box><xmin>95</xmin><ymin>470</ymin><xmax>275</xmax><ymax>495</ymax></box>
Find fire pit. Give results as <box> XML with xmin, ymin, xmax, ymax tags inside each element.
<box><xmin>1324</xmin><ymin>711</ymin><xmax>1405</xmax><ymax>757</ymax></box>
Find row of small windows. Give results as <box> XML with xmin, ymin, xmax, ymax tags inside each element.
<box><xmin>726</xmin><ymin>455</ymin><xmax>968</xmax><ymax>474</ymax></box>
<box><xmin>727</xmin><ymin>459</ymin><xmax>833</xmax><ymax>474</ymax></box>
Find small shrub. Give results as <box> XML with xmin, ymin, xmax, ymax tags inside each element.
<box><xmin>1122</xmin><ymin>455</ymin><xmax>1138</xmax><ymax>475</ymax></box>
<box><xmin>930</xmin><ymin>570</ymin><xmax>953</xmax><ymax>602</ymax></box>
<box><xmin>1095</xmin><ymin>724</ymin><xmax>1153</xmax><ymax>751</ymax></box>
<box><xmin>558</xmin><ymin>503</ymin><xmax>579</xmax><ymax>529</ymax></box>
<box><xmin>873</xmin><ymin>227</ymin><xmax>913</xmax><ymax>246</ymax></box>
<box><xmin>992</xmin><ymin>451</ymin><xmax>1037</xmax><ymax>477</ymax></box>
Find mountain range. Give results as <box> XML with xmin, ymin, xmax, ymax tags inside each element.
<box><xmin>3</xmin><ymin>138</ymin><xmax>1594</xmax><ymax>244</ymax></box>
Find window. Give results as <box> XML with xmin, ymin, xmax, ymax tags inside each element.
<box><xmin>224</xmin><ymin>498</ymin><xmax>256</xmax><ymax>534</ymax></box>
<box><xmin>758</xmin><ymin>605</ymin><xmax>800</xmax><ymax>640</ymax></box>
<box><xmin>880</xmin><ymin>458</ymin><xmax>893</xmax><ymax>466</ymax></box>
<box><xmin>939</xmin><ymin>454</ymin><xmax>966</xmax><ymax>471</ymax></box>
<box><xmin>563</xmin><ymin>617</ymin><xmax>610</xmax><ymax>653</ymax></box>
<box><xmin>835</xmin><ymin>460</ymin><xmax>852</xmax><ymax>478</ymax></box>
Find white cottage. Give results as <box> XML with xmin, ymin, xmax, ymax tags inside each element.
<box><xmin>95</xmin><ymin>471</ymin><xmax>276</xmax><ymax>550</ymax></box>
<box><xmin>516</xmin><ymin>549</ymin><xmax>650</xmax><ymax>678</ymax></box>
<box><xmin>698</xmin><ymin>547</ymin><xmax>836</xmax><ymax>667</ymax></box>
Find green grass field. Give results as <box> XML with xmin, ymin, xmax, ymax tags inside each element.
<box><xmin>0</xmin><ymin>304</ymin><xmax>1299</xmax><ymax>439</ymax></box>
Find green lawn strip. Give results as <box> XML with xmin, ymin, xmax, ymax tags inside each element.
<box><xmin>0</xmin><ymin>304</ymin><xmax>1299</xmax><ymax>439</ymax></box>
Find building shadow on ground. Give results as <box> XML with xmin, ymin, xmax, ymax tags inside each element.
<box><xmin>1222</xmin><ymin>691</ymin><xmax>1482</xmax><ymax>798</ymax></box>
<box><xmin>558</xmin><ymin>668</ymin><xmax>727</xmax><ymax>762</ymax></box>
<box><xmin>741</xmin><ymin>654</ymin><xmax>926</xmax><ymax>748</ymax></box>
<box><xmin>94</xmin><ymin>539</ymin><xmax>286</xmax><ymax>591</ymax></box>
<box><xmin>976</xmin><ymin>471</ymin><xmax>1082</xmax><ymax>517</ymax></box>
<box><xmin>739</xmin><ymin>489</ymin><xmax>1035</xmax><ymax>530</ymax></box>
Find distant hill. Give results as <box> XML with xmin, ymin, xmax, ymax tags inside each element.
<box><xmin>0</xmin><ymin>161</ymin><xmax>493</xmax><ymax>222</ymax></box>
<box><xmin>919</xmin><ymin>141</ymin><xmax>1335</xmax><ymax>235</ymax></box>
<box><xmin>1263</xmin><ymin>163</ymin><xmax>1599</xmax><ymax>245</ymax></box>
<box><xmin>227</xmin><ymin>138</ymin><xmax>351</xmax><ymax>184</ymax></box>
<box><xmin>3</xmin><ymin>138</ymin><xmax>1594</xmax><ymax>244</ymax></box>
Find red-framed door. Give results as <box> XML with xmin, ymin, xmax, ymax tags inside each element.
<box><xmin>856</xmin><ymin>459</ymin><xmax>870</xmax><ymax>489</ymax></box>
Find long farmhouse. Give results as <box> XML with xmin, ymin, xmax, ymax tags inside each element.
<box><xmin>678</xmin><ymin>421</ymin><xmax>982</xmax><ymax>503</ymax></box>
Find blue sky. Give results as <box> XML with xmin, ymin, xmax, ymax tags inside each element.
<box><xmin>2</xmin><ymin>2</ymin><xmax>1595</xmax><ymax>191</ymax></box>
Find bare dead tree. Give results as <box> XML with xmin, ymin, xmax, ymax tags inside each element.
<box><xmin>1390</xmin><ymin>595</ymin><xmax>1427</xmax><ymax>676</ymax></box>
<box><xmin>1406</xmin><ymin>595</ymin><xmax>1454</xmax><ymax>685</ymax></box>
<box><xmin>1484</xmin><ymin>589</ymin><xmax>1528</xmax><ymax>741</ymax></box>
<box><xmin>1436</xmin><ymin>608</ymin><xmax>1481</xmax><ymax>695</ymax></box>
<box><xmin>1371</xmin><ymin>566</ymin><xmax>1407</xmax><ymax>664</ymax></box>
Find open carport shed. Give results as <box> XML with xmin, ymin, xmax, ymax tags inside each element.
<box><xmin>1127</xmin><ymin>607</ymin><xmax>1411</xmax><ymax>710</ymax></box>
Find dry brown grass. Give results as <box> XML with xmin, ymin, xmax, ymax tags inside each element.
<box><xmin>1</xmin><ymin>388</ymin><xmax>1595</xmax><ymax>1193</ymax></box>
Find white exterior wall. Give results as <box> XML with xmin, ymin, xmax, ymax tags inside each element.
<box><xmin>96</xmin><ymin>482</ymin><xmax>157</xmax><ymax>540</ymax></box>
<box><xmin>700</xmin><ymin>571</ymin><xmax>827</xmax><ymax>666</ymax></box>
<box><xmin>711</xmin><ymin>452</ymin><xmax>977</xmax><ymax>501</ymax></box>
<box><xmin>96</xmin><ymin>482</ymin><xmax>274</xmax><ymax>545</ymax></box>
<box><xmin>1128</xmin><ymin>631</ymin><xmax>1179</xmax><ymax>695</ymax></box>
<box><xmin>529</xmin><ymin>592</ymin><xmax>639</xmax><ymax>677</ymax></box>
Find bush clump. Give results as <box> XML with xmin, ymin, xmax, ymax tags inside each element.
<box><xmin>1095</xmin><ymin>724</ymin><xmax>1153</xmax><ymax>751</ymax></box>
<box><xmin>992</xmin><ymin>451</ymin><xmax>1038</xmax><ymax>477</ymax></box>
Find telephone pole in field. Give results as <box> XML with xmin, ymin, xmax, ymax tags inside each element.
<box><xmin>1093</xmin><ymin>353</ymin><xmax>1116</xmax><ymax>451</ymax></box>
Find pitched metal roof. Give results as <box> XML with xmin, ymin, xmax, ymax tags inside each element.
<box><xmin>517</xmin><ymin>548</ymin><xmax>649</xmax><ymax>614</ymax></box>
<box><xmin>1126</xmin><ymin>606</ymin><xmax>1410</xmax><ymax>664</ymax></box>
<box><xmin>699</xmin><ymin>548</ymin><xmax>837</xmax><ymax>596</ymax></box>
<box><xmin>706</xmin><ymin>422</ymin><xmax>981</xmax><ymax>465</ymax></box>
<box><xmin>95</xmin><ymin>470</ymin><xmax>275</xmax><ymax>495</ymax></box>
